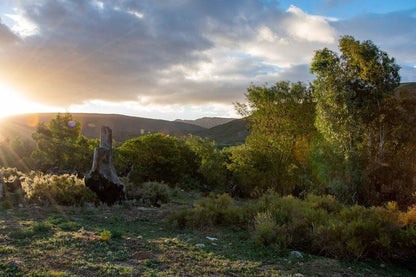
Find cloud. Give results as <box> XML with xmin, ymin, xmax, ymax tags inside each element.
<box><xmin>0</xmin><ymin>17</ymin><xmax>19</xmax><ymax>45</ymax></box>
<box><xmin>285</xmin><ymin>5</ymin><xmax>337</xmax><ymax>43</ymax></box>
<box><xmin>333</xmin><ymin>10</ymin><xmax>416</xmax><ymax>64</ymax></box>
<box><xmin>0</xmin><ymin>0</ymin><xmax>413</xmax><ymax>115</ymax></box>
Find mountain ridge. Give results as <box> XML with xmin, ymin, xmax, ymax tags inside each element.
<box><xmin>174</xmin><ymin>117</ymin><xmax>237</xmax><ymax>129</ymax></box>
<box><xmin>0</xmin><ymin>113</ymin><xmax>248</xmax><ymax>145</ymax></box>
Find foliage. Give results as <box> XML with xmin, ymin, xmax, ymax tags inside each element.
<box><xmin>400</xmin><ymin>204</ymin><xmax>416</xmax><ymax>226</ymax></box>
<box><xmin>230</xmin><ymin>81</ymin><xmax>317</xmax><ymax>197</ymax></box>
<box><xmin>185</xmin><ymin>135</ymin><xmax>230</xmax><ymax>191</ymax></box>
<box><xmin>0</xmin><ymin>167</ymin><xmax>25</xmax><ymax>194</ymax></box>
<box><xmin>255</xmin><ymin>192</ymin><xmax>415</xmax><ymax>260</ymax></box>
<box><xmin>22</xmin><ymin>172</ymin><xmax>98</xmax><ymax>206</ymax></box>
<box><xmin>100</xmin><ymin>229</ymin><xmax>112</xmax><ymax>242</ymax></box>
<box><xmin>170</xmin><ymin>191</ymin><xmax>416</xmax><ymax>262</ymax></box>
<box><xmin>31</xmin><ymin>113</ymin><xmax>98</xmax><ymax>174</ymax></box>
<box><xmin>116</xmin><ymin>133</ymin><xmax>200</xmax><ymax>188</ymax></box>
<box><xmin>253</xmin><ymin>211</ymin><xmax>292</xmax><ymax>248</ymax></box>
<box><xmin>133</xmin><ymin>181</ymin><xmax>170</xmax><ymax>206</ymax></box>
<box><xmin>168</xmin><ymin>193</ymin><xmax>245</xmax><ymax>229</ymax></box>
<box><xmin>311</xmin><ymin>36</ymin><xmax>414</xmax><ymax>206</ymax></box>
<box><xmin>4</xmin><ymin>205</ymin><xmax>410</xmax><ymax>276</ymax></box>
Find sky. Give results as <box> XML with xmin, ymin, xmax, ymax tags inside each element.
<box><xmin>0</xmin><ymin>0</ymin><xmax>415</xmax><ymax>120</ymax></box>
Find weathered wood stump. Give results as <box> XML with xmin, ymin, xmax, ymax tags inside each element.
<box><xmin>85</xmin><ymin>126</ymin><xmax>125</xmax><ymax>205</ymax></box>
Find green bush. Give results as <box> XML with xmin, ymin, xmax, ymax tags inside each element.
<box><xmin>22</xmin><ymin>172</ymin><xmax>98</xmax><ymax>206</ymax></box>
<box><xmin>169</xmin><ymin>190</ymin><xmax>416</xmax><ymax>263</ymax></box>
<box><xmin>253</xmin><ymin>212</ymin><xmax>292</xmax><ymax>249</ymax></box>
<box><xmin>168</xmin><ymin>193</ymin><xmax>245</xmax><ymax>229</ymax></box>
<box><xmin>137</xmin><ymin>182</ymin><xmax>170</xmax><ymax>206</ymax></box>
<box><xmin>116</xmin><ymin>134</ymin><xmax>200</xmax><ymax>188</ymax></box>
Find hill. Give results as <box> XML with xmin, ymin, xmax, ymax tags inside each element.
<box><xmin>396</xmin><ymin>82</ymin><xmax>416</xmax><ymax>101</ymax></box>
<box><xmin>0</xmin><ymin>113</ymin><xmax>205</xmax><ymax>142</ymax></box>
<box><xmin>195</xmin><ymin>119</ymin><xmax>249</xmax><ymax>146</ymax></box>
<box><xmin>174</xmin><ymin>117</ymin><xmax>236</xmax><ymax>129</ymax></box>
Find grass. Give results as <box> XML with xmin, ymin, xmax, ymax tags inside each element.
<box><xmin>0</xmin><ymin>202</ymin><xmax>415</xmax><ymax>276</ymax></box>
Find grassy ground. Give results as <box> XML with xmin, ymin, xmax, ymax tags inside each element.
<box><xmin>0</xmin><ymin>202</ymin><xmax>414</xmax><ymax>276</ymax></box>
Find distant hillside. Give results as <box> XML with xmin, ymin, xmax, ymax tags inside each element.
<box><xmin>194</xmin><ymin>119</ymin><xmax>249</xmax><ymax>146</ymax></box>
<box><xmin>396</xmin><ymin>82</ymin><xmax>416</xmax><ymax>101</ymax></box>
<box><xmin>0</xmin><ymin>113</ymin><xmax>205</xmax><ymax>142</ymax></box>
<box><xmin>174</xmin><ymin>117</ymin><xmax>236</xmax><ymax>129</ymax></box>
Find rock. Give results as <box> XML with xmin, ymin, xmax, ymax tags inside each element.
<box><xmin>137</xmin><ymin>235</ymin><xmax>143</xmax><ymax>240</ymax></box>
<box><xmin>195</xmin><ymin>243</ymin><xmax>205</xmax><ymax>248</ymax></box>
<box><xmin>85</xmin><ymin>126</ymin><xmax>125</xmax><ymax>205</ymax></box>
<box><xmin>294</xmin><ymin>273</ymin><xmax>304</xmax><ymax>277</ymax></box>
<box><xmin>18</xmin><ymin>203</ymin><xmax>23</xmax><ymax>208</ymax></box>
<box><xmin>206</xmin><ymin>236</ymin><xmax>218</xmax><ymax>241</ymax></box>
<box><xmin>290</xmin><ymin>250</ymin><xmax>303</xmax><ymax>258</ymax></box>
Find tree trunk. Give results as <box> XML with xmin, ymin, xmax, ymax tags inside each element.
<box><xmin>85</xmin><ymin>126</ymin><xmax>125</xmax><ymax>205</ymax></box>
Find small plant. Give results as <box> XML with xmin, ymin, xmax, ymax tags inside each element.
<box><xmin>100</xmin><ymin>229</ymin><xmax>111</xmax><ymax>242</ymax></box>
<box><xmin>400</xmin><ymin>204</ymin><xmax>416</xmax><ymax>226</ymax></box>
<box><xmin>254</xmin><ymin>212</ymin><xmax>276</xmax><ymax>246</ymax></box>
<box><xmin>168</xmin><ymin>193</ymin><xmax>245</xmax><ymax>229</ymax></box>
<box><xmin>32</xmin><ymin>221</ymin><xmax>52</xmax><ymax>234</ymax></box>
<box><xmin>137</xmin><ymin>182</ymin><xmax>170</xmax><ymax>206</ymax></box>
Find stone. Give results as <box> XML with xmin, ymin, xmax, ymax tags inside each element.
<box><xmin>195</xmin><ymin>243</ymin><xmax>205</xmax><ymax>248</ymax></box>
<box><xmin>290</xmin><ymin>250</ymin><xmax>303</xmax><ymax>258</ymax></box>
<box><xmin>85</xmin><ymin>126</ymin><xmax>125</xmax><ymax>205</ymax></box>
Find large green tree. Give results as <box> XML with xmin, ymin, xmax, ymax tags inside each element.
<box><xmin>32</xmin><ymin>113</ymin><xmax>98</xmax><ymax>173</ymax></box>
<box><xmin>311</xmin><ymin>36</ymin><xmax>414</xmax><ymax>206</ymax></box>
<box><xmin>230</xmin><ymin>81</ymin><xmax>317</xmax><ymax>196</ymax></box>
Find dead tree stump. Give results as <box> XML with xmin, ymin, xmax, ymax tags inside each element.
<box><xmin>85</xmin><ymin>126</ymin><xmax>125</xmax><ymax>205</ymax></box>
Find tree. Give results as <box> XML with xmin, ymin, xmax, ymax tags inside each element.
<box><xmin>31</xmin><ymin>113</ymin><xmax>97</xmax><ymax>174</ymax></box>
<box><xmin>185</xmin><ymin>135</ymin><xmax>230</xmax><ymax>191</ymax></box>
<box><xmin>116</xmin><ymin>134</ymin><xmax>200</xmax><ymax>187</ymax></box>
<box><xmin>230</xmin><ymin>81</ymin><xmax>317</xmax><ymax>196</ymax></box>
<box><xmin>310</xmin><ymin>36</ymin><xmax>414</xmax><ymax>206</ymax></box>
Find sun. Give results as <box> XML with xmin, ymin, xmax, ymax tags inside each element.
<box><xmin>0</xmin><ymin>81</ymin><xmax>30</xmax><ymax>118</ymax></box>
<box><xmin>0</xmin><ymin>81</ymin><xmax>60</xmax><ymax>118</ymax></box>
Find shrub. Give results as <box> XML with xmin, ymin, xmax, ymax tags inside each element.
<box><xmin>253</xmin><ymin>212</ymin><xmax>291</xmax><ymax>248</ymax></box>
<box><xmin>100</xmin><ymin>229</ymin><xmax>111</xmax><ymax>241</ymax></box>
<box><xmin>254</xmin><ymin>212</ymin><xmax>276</xmax><ymax>246</ymax></box>
<box><xmin>0</xmin><ymin>167</ymin><xmax>25</xmax><ymax>195</ymax></box>
<box><xmin>0</xmin><ymin>168</ymin><xmax>27</xmax><ymax>208</ymax></box>
<box><xmin>168</xmin><ymin>193</ymin><xmax>245</xmax><ymax>229</ymax></box>
<box><xmin>137</xmin><ymin>182</ymin><xmax>170</xmax><ymax>206</ymax></box>
<box><xmin>169</xmin><ymin>190</ymin><xmax>416</xmax><ymax>263</ymax></box>
<box><xmin>22</xmin><ymin>172</ymin><xmax>98</xmax><ymax>206</ymax></box>
<box><xmin>304</xmin><ymin>194</ymin><xmax>343</xmax><ymax>213</ymax></box>
<box><xmin>400</xmin><ymin>204</ymin><xmax>416</xmax><ymax>226</ymax></box>
<box><xmin>116</xmin><ymin>134</ymin><xmax>200</xmax><ymax>188</ymax></box>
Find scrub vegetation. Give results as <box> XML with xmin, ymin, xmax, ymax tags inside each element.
<box><xmin>1</xmin><ymin>36</ymin><xmax>415</xmax><ymax>276</ymax></box>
